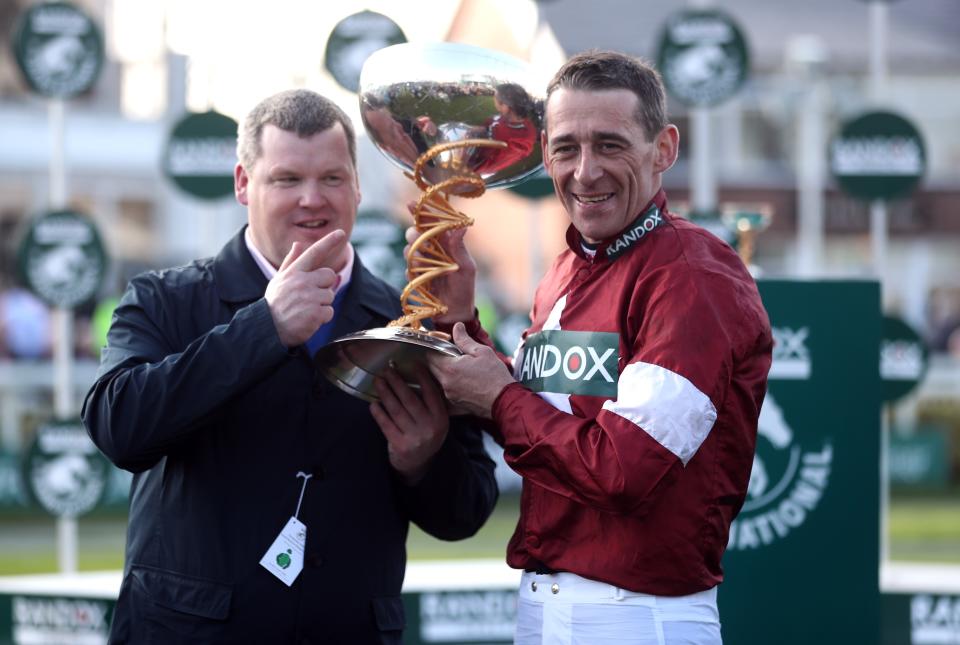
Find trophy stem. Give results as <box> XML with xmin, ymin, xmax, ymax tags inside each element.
<box><xmin>737</xmin><ymin>230</ymin><xmax>756</xmax><ymax>267</ymax></box>
<box><xmin>390</xmin><ymin>138</ymin><xmax>507</xmax><ymax>331</ymax></box>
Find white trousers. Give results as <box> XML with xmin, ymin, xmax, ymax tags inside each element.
<box><xmin>514</xmin><ymin>572</ymin><xmax>722</xmax><ymax>645</ymax></box>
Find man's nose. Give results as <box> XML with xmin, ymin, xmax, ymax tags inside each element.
<box><xmin>574</xmin><ymin>149</ymin><xmax>602</xmax><ymax>184</ymax></box>
<box><xmin>299</xmin><ymin>181</ymin><xmax>326</xmax><ymax>208</ymax></box>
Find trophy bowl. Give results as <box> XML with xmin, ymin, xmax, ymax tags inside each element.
<box><xmin>315</xmin><ymin>42</ymin><xmax>545</xmax><ymax>402</ymax></box>
<box><xmin>358</xmin><ymin>42</ymin><xmax>544</xmax><ymax>190</ymax></box>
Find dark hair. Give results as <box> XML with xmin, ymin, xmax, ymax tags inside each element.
<box><xmin>237</xmin><ymin>89</ymin><xmax>357</xmax><ymax>169</ymax></box>
<box><xmin>546</xmin><ymin>50</ymin><xmax>668</xmax><ymax>141</ymax></box>
<box><xmin>494</xmin><ymin>83</ymin><xmax>534</xmax><ymax>120</ymax></box>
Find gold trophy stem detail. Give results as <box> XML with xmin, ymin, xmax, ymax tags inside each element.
<box><xmin>737</xmin><ymin>230</ymin><xmax>756</xmax><ymax>267</ymax></box>
<box><xmin>388</xmin><ymin>138</ymin><xmax>507</xmax><ymax>330</ymax></box>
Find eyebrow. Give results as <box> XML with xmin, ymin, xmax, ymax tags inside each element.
<box><xmin>549</xmin><ymin>131</ymin><xmax>632</xmax><ymax>146</ymax></box>
<box><xmin>268</xmin><ymin>163</ymin><xmax>349</xmax><ymax>176</ymax></box>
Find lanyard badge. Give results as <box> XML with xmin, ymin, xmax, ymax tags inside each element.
<box><xmin>259</xmin><ymin>472</ymin><xmax>312</xmax><ymax>586</ymax></box>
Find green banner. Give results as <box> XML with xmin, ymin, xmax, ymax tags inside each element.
<box><xmin>403</xmin><ymin>589</ymin><xmax>516</xmax><ymax>644</ymax></box>
<box><xmin>0</xmin><ymin>587</ymin><xmax>516</xmax><ymax>645</ymax></box>
<box><xmin>721</xmin><ymin>279</ymin><xmax>881</xmax><ymax>645</ymax></box>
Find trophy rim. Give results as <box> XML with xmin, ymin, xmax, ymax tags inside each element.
<box><xmin>361</xmin><ymin>42</ymin><xmax>532</xmax><ymax>86</ymax></box>
<box><xmin>325</xmin><ymin>327</ymin><xmax>461</xmax><ymax>356</ymax></box>
<box><xmin>315</xmin><ymin>327</ymin><xmax>462</xmax><ymax>402</ymax></box>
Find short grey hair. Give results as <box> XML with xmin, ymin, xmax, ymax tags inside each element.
<box><xmin>237</xmin><ymin>89</ymin><xmax>357</xmax><ymax>170</ymax></box>
<box><xmin>547</xmin><ymin>50</ymin><xmax>668</xmax><ymax>142</ymax></box>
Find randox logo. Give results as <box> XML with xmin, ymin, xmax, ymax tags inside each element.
<box><xmin>605</xmin><ymin>205</ymin><xmax>664</xmax><ymax>260</ymax></box>
<box><xmin>881</xmin><ymin>338</ymin><xmax>924</xmax><ymax>381</ymax></box>
<box><xmin>911</xmin><ymin>595</ymin><xmax>960</xmax><ymax>645</ymax></box>
<box><xmin>768</xmin><ymin>326</ymin><xmax>811</xmax><ymax>380</ymax></box>
<box><xmin>13</xmin><ymin>597</ymin><xmax>110</xmax><ymax>640</ymax></box>
<box><xmin>515</xmin><ymin>330</ymin><xmax>619</xmax><ymax>398</ymax></box>
<box><xmin>727</xmin><ymin>393</ymin><xmax>832</xmax><ymax>550</ymax></box>
<box><xmin>419</xmin><ymin>590</ymin><xmax>516</xmax><ymax>642</ymax></box>
<box><xmin>831</xmin><ymin>136</ymin><xmax>924</xmax><ymax>176</ymax></box>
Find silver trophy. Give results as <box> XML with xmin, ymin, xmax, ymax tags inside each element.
<box><xmin>315</xmin><ymin>42</ymin><xmax>544</xmax><ymax>401</ymax></box>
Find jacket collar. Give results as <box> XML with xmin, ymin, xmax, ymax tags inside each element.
<box><xmin>214</xmin><ymin>226</ymin><xmax>269</xmax><ymax>303</ymax></box>
<box><xmin>565</xmin><ymin>189</ymin><xmax>669</xmax><ymax>262</ymax></box>
<box><xmin>330</xmin><ymin>253</ymin><xmax>401</xmax><ymax>337</ymax></box>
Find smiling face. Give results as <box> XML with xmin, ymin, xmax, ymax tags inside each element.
<box><xmin>542</xmin><ymin>88</ymin><xmax>678</xmax><ymax>244</ymax></box>
<box><xmin>235</xmin><ymin>123</ymin><xmax>360</xmax><ymax>269</ymax></box>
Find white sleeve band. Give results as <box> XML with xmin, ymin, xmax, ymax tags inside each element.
<box><xmin>602</xmin><ymin>361</ymin><xmax>718</xmax><ymax>465</ymax></box>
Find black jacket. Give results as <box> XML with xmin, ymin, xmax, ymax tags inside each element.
<box><xmin>81</xmin><ymin>228</ymin><xmax>498</xmax><ymax>644</ymax></box>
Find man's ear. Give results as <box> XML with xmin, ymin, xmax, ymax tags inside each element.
<box><xmin>654</xmin><ymin>124</ymin><xmax>680</xmax><ymax>174</ymax></box>
<box><xmin>234</xmin><ymin>163</ymin><xmax>249</xmax><ymax>206</ymax></box>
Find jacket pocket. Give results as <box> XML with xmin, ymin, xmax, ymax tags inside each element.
<box><xmin>127</xmin><ymin>564</ymin><xmax>234</xmax><ymax>642</ymax></box>
<box><xmin>132</xmin><ymin>565</ymin><xmax>233</xmax><ymax>619</ymax></box>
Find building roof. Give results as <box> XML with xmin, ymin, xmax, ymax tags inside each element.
<box><xmin>538</xmin><ymin>0</ymin><xmax>960</xmax><ymax>74</ymax></box>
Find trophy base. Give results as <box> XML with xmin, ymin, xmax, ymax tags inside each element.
<box><xmin>314</xmin><ymin>327</ymin><xmax>461</xmax><ymax>402</ymax></box>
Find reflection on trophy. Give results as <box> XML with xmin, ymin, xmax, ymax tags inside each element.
<box><xmin>315</xmin><ymin>43</ymin><xmax>544</xmax><ymax>401</ymax></box>
<box><xmin>721</xmin><ymin>204</ymin><xmax>773</xmax><ymax>270</ymax></box>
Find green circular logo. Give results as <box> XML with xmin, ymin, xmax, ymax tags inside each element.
<box><xmin>881</xmin><ymin>315</ymin><xmax>928</xmax><ymax>404</ymax></box>
<box><xmin>324</xmin><ymin>11</ymin><xmax>406</xmax><ymax>93</ymax></box>
<box><xmin>18</xmin><ymin>210</ymin><xmax>108</xmax><ymax>309</ymax></box>
<box><xmin>657</xmin><ymin>9</ymin><xmax>749</xmax><ymax>107</ymax></box>
<box><xmin>12</xmin><ymin>2</ymin><xmax>104</xmax><ymax>98</ymax></box>
<box><xmin>23</xmin><ymin>419</ymin><xmax>110</xmax><ymax>518</ymax></box>
<box><xmin>163</xmin><ymin>110</ymin><xmax>239</xmax><ymax>200</ymax></box>
<box><xmin>830</xmin><ymin>111</ymin><xmax>926</xmax><ymax>202</ymax></box>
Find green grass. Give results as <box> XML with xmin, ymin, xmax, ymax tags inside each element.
<box><xmin>888</xmin><ymin>496</ymin><xmax>960</xmax><ymax>563</ymax></box>
<box><xmin>0</xmin><ymin>551</ymin><xmax>124</xmax><ymax>575</ymax></box>
<box><xmin>406</xmin><ymin>493</ymin><xmax>519</xmax><ymax>561</ymax></box>
<box><xmin>0</xmin><ymin>516</ymin><xmax>127</xmax><ymax>574</ymax></box>
<box><xmin>1</xmin><ymin>493</ymin><xmax>957</xmax><ymax>575</ymax></box>
<box><xmin>0</xmin><ymin>497</ymin><xmax>522</xmax><ymax>575</ymax></box>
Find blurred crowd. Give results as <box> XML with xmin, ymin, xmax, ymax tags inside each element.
<box><xmin>0</xmin><ymin>286</ymin><xmax>110</xmax><ymax>361</ymax></box>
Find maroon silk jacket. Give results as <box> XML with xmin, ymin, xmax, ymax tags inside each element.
<box><xmin>466</xmin><ymin>190</ymin><xmax>772</xmax><ymax>596</ymax></box>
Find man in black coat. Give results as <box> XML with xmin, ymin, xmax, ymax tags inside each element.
<box><xmin>81</xmin><ymin>89</ymin><xmax>498</xmax><ymax>644</ymax></box>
